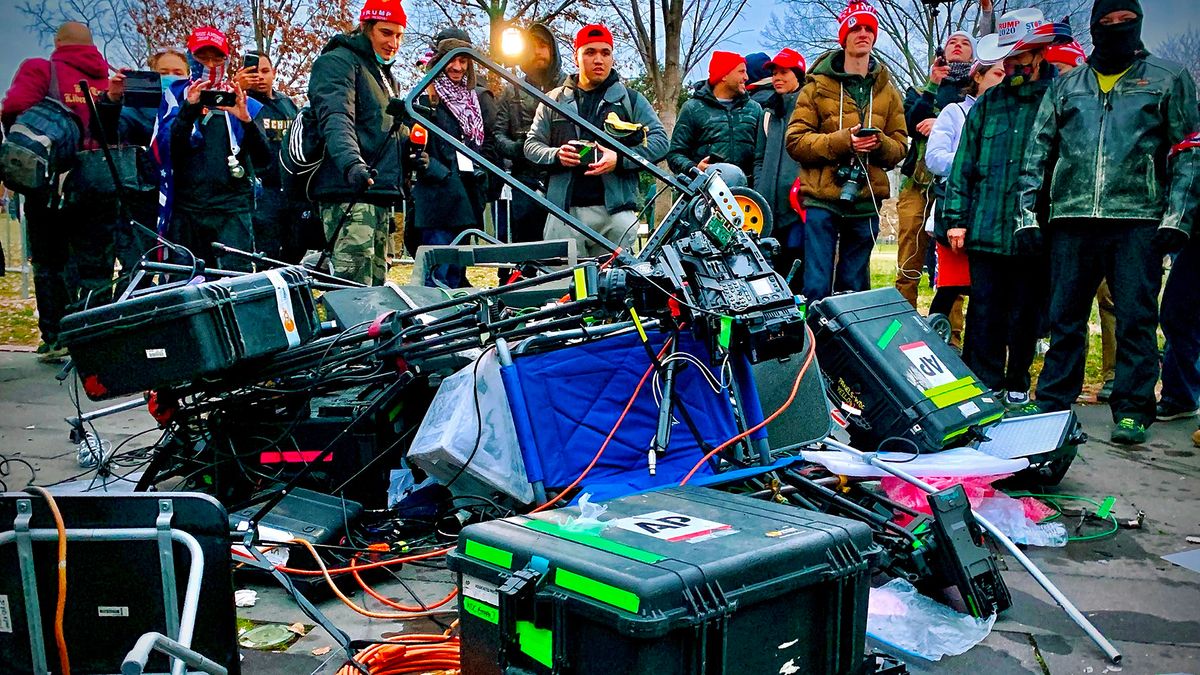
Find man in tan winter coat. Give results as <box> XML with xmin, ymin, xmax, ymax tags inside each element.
<box><xmin>785</xmin><ymin>1</ymin><xmax>907</xmax><ymax>302</ymax></box>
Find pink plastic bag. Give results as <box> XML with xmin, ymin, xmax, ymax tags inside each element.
<box><xmin>881</xmin><ymin>475</ymin><xmax>1056</xmax><ymax>524</ymax></box>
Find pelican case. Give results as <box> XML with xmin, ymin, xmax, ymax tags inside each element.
<box><xmin>808</xmin><ymin>288</ymin><xmax>1005</xmax><ymax>451</ymax></box>
<box><xmin>447</xmin><ymin>487</ymin><xmax>878</xmax><ymax>675</ymax></box>
<box><xmin>60</xmin><ymin>267</ymin><xmax>317</xmax><ymax>400</ymax></box>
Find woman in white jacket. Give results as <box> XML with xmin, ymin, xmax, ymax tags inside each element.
<box><xmin>925</xmin><ymin>61</ymin><xmax>1005</xmax><ymax>322</ymax></box>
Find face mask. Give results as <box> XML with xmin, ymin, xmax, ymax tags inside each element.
<box><xmin>160</xmin><ymin>74</ymin><xmax>186</xmax><ymax>92</ymax></box>
<box><xmin>1090</xmin><ymin>18</ymin><xmax>1145</xmax><ymax>75</ymax></box>
<box><xmin>1006</xmin><ymin>62</ymin><xmax>1036</xmax><ymax>87</ymax></box>
<box><xmin>376</xmin><ymin>52</ymin><xmax>396</xmax><ymax>66</ymax></box>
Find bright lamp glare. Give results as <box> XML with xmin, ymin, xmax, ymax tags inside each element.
<box><xmin>501</xmin><ymin>27</ymin><xmax>525</xmax><ymax>57</ymax></box>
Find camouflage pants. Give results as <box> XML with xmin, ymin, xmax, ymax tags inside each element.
<box><xmin>320</xmin><ymin>202</ymin><xmax>391</xmax><ymax>286</ymax></box>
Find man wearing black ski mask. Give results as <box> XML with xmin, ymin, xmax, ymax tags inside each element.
<box><xmin>1017</xmin><ymin>0</ymin><xmax>1199</xmax><ymax>445</ymax></box>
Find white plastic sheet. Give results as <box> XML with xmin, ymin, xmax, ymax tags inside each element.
<box><xmin>802</xmin><ymin>446</ymin><xmax>1028</xmax><ymax>478</ymax></box>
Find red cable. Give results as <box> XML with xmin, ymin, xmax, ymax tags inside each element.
<box><xmin>679</xmin><ymin>325</ymin><xmax>817</xmax><ymax>485</ymax></box>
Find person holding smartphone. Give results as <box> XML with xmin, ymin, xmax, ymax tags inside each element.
<box><xmin>156</xmin><ymin>26</ymin><xmax>269</xmax><ymax>272</ymax></box>
<box><xmin>524</xmin><ymin>24</ymin><xmax>669</xmax><ymax>258</ymax></box>
<box><xmin>237</xmin><ymin>51</ymin><xmax>303</xmax><ymax>262</ymax></box>
<box><xmin>785</xmin><ymin>1</ymin><xmax>907</xmax><ymax>302</ymax></box>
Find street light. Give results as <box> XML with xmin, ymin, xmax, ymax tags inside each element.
<box><xmin>499</xmin><ymin>26</ymin><xmax>527</xmax><ymax>66</ymax></box>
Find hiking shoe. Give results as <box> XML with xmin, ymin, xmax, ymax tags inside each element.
<box><xmin>1097</xmin><ymin>379</ymin><xmax>1114</xmax><ymax>402</ymax></box>
<box><xmin>1004</xmin><ymin>391</ymin><xmax>1030</xmax><ymax>408</ymax></box>
<box><xmin>1156</xmin><ymin>401</ymin><xmax>1199</xmax><ymax>422</ymax></box>
<box><xmin>1007</xmin><ymin>402</ymin><xmax>1044</xmax><ymax>418</ymax></box>
<box><xmin>1111</xmin><ymin>418</ymin><xmax>1147</xmax><ymax>445</ymax></box>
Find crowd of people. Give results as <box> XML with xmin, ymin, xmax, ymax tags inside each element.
<box><xmin>1</xmin><ymin>0</ymin><xmax>1198</xmax><ymax>446</ymax></box>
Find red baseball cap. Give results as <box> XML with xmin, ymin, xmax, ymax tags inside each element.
<box><xmin>766</xmin><ymin>48</ymin><xmax>806</xmax><ymax>74</ymax></box>
<box><xmin>574</xmin><ymin>24</ymin><xmax>613</xmax><ymax>50</ymax></box>
<box><xmin>187</xmin><ymin>26</ymin><xmax>229</xmax><ymax>56</ymax></box>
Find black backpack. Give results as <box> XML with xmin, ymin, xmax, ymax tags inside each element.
<box><xmin>0</xmin><ymin>62</ymin><xmax>83</xmax><ymax>197</ymax></box>
<box><xmin>280</xmin><ymin>105</ymin><xmax>324</xmax><ymax>202</ymax></box>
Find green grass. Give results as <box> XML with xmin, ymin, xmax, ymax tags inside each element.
<box><xmin>0</xmin><ymin>214</ymin><xmax>38</xmax><ymax>348</ymax></box>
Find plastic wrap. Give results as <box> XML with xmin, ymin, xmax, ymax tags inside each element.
<box><xmin>409</xmin><ymin>350</ymin><xmax>534</xmax><ymax>503</ymax></box>
<box><xmin>867</xmin><ymin>578</ymin><xmax>995</xmax><ymax>661</ymax></box>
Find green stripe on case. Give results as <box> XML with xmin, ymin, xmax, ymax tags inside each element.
<box><xmin>463</xmin><ymin>597</ymin><xmax>499</xmax><ymax>624</ymax></box>
<box><xmin>463</xmin><ymin>540</ymin><xmax>513</xmax><ymax>569</ymax></box>
<box><xmin>522</xmin><ymin>520</ymin><xmax>665</xmax><ymax>564</ymax></box>
<box><xmin>555</xmin><ymin>568</ymin><xmax>641</xmax><ymax>613</ymax></box>
<box><xmin>876</xmin><ymin>319</ymin><xmax>903</xmax><ymax>349</ymax></box>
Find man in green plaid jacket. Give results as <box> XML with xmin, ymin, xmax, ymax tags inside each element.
<box><xmin>939</xmin><ymin>14</ymin><xmax>1059</xmax><ymax>407</ymax></box>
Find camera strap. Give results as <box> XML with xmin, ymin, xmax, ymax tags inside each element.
<box><xmin>224</xmin><ymin>111</ymin><xmax>240</xmax><ymax>157</ymax></box>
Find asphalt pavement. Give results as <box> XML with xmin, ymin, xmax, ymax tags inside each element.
<box><xmin>1</xmin><ymin>347</ymin><xmax>1198</xmax><ymax>675</ymax></box>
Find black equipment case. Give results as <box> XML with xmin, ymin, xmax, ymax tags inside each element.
<box><xmin>808</xmin><ymin>288</ymin><xmax>1005</xmax><ymax>451</ymax></box>
<box><xmin>447</xmin><ymin>487</ymin><xmax>878</xmax><ymax>675</ymax></box>
<box><xmin>60</xmin><ymin>267</ymin><xmax>317</xmax><ymax>400</ymax></box>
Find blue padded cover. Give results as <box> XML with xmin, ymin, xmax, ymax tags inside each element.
<box><xmin>503</xmin><ymin>331</ymin><xmax>740</xmax><ymax>502</ymax></box>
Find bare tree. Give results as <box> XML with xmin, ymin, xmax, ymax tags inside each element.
<box><xmin>762</xmin><ymin>0</ymin><xmax>1090</xmax><ymax>93</ymax></box>
<box><xmin>1156</xmin><ymin>28</ymin><xmax>1200</xmax><ymax>86</ymax></box>
<box><xmin>608</xmin><ymin>0</ymin><xmax>749</xmax><ymax>132</ymax></box>
<box><xmin>17</xmin><ymin>0</ymin><xmax>148</xmax><ymax>67</ymax></box>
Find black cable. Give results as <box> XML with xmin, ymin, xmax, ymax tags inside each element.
<box><xmin>0</xmin><ymin>453</ymin><xmax>37</xmax><ymax>491</ymax></box>
<box><xmin>876</xmin><ymin>436</ymin><xmax>923</xmax><ymax>463</ymax></box>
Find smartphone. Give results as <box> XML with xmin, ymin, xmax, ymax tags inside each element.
<box><xmin>199</xmin><ymin>89</ymin><xmax>237</xmax><ymax>108</ymax></box>
<box><xmin>854</xmin><ymin>127</ymin><xmax>881</xmax><ymax>137</ymax></box>
<box><xmin>935</xmin><ymin>46</ymin><xmax>947</xmax><ymax>68</ymax></box>
<box><xmin>122</xmin><ymin>69</ymin><xmax>162</xmax><ymax>109</ymax></box>
<box><xmin>243</xmin><ymin>52</ymin><xmax>260</xmax><ymax>70</ymax></box>
<box><xmin>569</xmin><ymin>140</ymin><xmax>596</xmax><ymax>160</ymax></box>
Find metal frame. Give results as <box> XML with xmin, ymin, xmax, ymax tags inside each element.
<box><xmin>406</xmin><ymin>47</ymin><xmax>689</xmax><ymax>263</ymax></box>
<box><xmin>1</xmin><ymin>498</ymin><xmax>222</xmax><ymax>675</ymax></box>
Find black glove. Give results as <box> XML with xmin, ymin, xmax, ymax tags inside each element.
<box><xmin>1152</xmin><ymin>227</ymin><xmax>1189</xmax><ymax>255</ymax></box>
<box><xmin>347</xmin><ymin>163</ymin><xmax>375</xmax><ymax>192</ymax></box>
<box><xmin>1014</xmin><ymin>226</ymin><xmax>1043</xmax><ymax>256</ymax></box>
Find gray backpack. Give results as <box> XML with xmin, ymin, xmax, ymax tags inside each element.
<box><xmin>0</xmin><ymin>62</ymin><xmax>83</xmax><ymax>197</ymax></box>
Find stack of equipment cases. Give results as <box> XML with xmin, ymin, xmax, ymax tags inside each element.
<box><xmin>808</xmin><ymin>288</ymin><xmax>1005</xmax><ymax>452</ymax></box>
<box><xmin>448</xmin><ymin>487</ymin><xmax>879</xmax><ymax>675</ymax></box>
<box><xmin>60</xmin><ymin>267</ymin><xmax>318</xmax><ymax>400</ymax></box>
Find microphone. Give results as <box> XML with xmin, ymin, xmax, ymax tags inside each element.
<box><xmin>408</xmin><ymin>124</ymin><xmax>429</xmax><ymax>173</ymax></box>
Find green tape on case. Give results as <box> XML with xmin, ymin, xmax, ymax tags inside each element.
<box><xmin>718</xmin><ymin>315</ymin><xmax>733</xmax><ymax>350</ymax></box>
<box><xmin>463</xmin><ymin>540</ymin><xmax>513</xmax><ymax>569</ymax></box>
<box><xmin>555</xmin><ymin>567</ymin><xmax>641</xmax><ymax>613</ymax></box>
<box><xmin>522</xmin><ymin>520</ymin><xmax>665</xmax><ymax>564</ymax></box>
<box><xmin>876</xmin><ymin>319</ymin><xmax>902</xmax><ymax>349</ymax></box>
<box><xmin>462</xmin><ymin>597</ymin><xmax>499</xmax><ymax>624</ymax></box>
<box><xmin>516</xmin><ymin>621</ymin><xmax>553</xmax><ymax>668</ymax></box>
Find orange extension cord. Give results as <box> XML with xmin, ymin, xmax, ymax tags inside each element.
<box><xmin>336</xmin><ymin>622</ymin><xmax>461</xmax><ymax>675</ymax></box>
<box><xmin>27</xmin><ymin>486</ymin><xmax>70</xmax><ymax>675</ymax></box>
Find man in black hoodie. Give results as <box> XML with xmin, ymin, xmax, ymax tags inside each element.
<box><xmin>238</xmin><ymin>52</ymin><xmax>302</xmax><ymax>262</ymax></box>
<box><xmin>308</xmin><ymin>0</ymin><xmax>407</xmax><ymax>286</ymax></box>
<box><xmin>493</xmin><ymin>24</ymin><xmax>565</xmax><ymax>247</ymax></box>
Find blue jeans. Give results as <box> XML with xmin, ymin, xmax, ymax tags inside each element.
<box><xmin>420</xmin><ymin>228</ymin><xmax>465</xmax><ymax>288</ymax></box>
<box><xmin>1161</xmin><ymin>236</ymin><xmax>1200</xmax><ymax>410</ymax></box>
<box><xmin>801</xmin><ymin>206</ymin><xmax>879</xmax><ymax>302</ymax></box>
